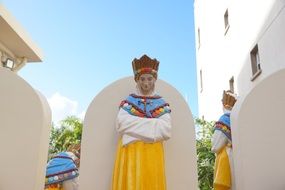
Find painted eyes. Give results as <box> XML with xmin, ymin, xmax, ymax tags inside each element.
<box><xmin>140</xmin><ymin>77</ymin><xmax>153</xmax><ymax>82</ymax></box>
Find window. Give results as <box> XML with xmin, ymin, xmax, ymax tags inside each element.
<box><xmin>250</xmin><ymin>44</ymin><xmax>262</xmax><ymax>81</ymax></box>
<box><xmin>229</xmin><ymin>77</ymin><xmax>234</xmax><ymax>93</ymax></box>
<box><xmin>200</xmin><ymin>69</ymin><xmax>203</xmax><ymax>92</ymax></box>
<box><xmin>198</xmin><ymin>28</ymin><xmax>201</xmax><ymax>48</ymax></box>
<box><xmin>224</xmin><ymin>9</ymin><xmax>230</xmax><ymax>35</ymax></box>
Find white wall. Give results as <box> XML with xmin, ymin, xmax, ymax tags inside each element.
<box><xmin>194</xmin><ymin>0</ymin><xmax>231</xmax><ymax>121</ymax></box>
<box><xmin>231</xmin><ymin>68</ymin><xmax>285</xmax><ymax>190</ymax></box>
<box><xmin>237</xmin><ymin>2</ymin><xmax>285</xmax><ymax>97</ymax></box>
<box><xmin>194</xmin><ymin>0</ymin><xmax>285</xmax><ymax>121</ymax></box>
<box><xmin>79</xmin><ymin>77</ymin><xmax>198</xmax><ymax>190</ymax></box>
<box><xmin>0</xmin><ymin>67</ymin><xmax>51</xmax><ymax>190</ymax></box>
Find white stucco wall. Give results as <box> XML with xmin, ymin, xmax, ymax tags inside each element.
<box><xmin>194</xmin><ymin>0</ymin><xmax>231</xmax><ymax>121</ymax></box>
<box><xmin>231</xmin><ymin>68</ymin><xmax>285</xmax><ymax>190</ymax></box>
<box><xmin>237</xmin><ymin>2</ymin><xmax>285</xmax><ymax>97</ymax></box>
<box><xmin>0</xmin><ymin>67</ymin><xmax>51</xmax><ymax>190</ymax></box>
<box><xmin>194</xmin><ymin>0</ymin><xmax>285</xmax><ymax>121</ymax></box>
<box><xmin>79</xmin><ymin>77</ymin><xmax>198</xmax><ymax>190</ymax></box>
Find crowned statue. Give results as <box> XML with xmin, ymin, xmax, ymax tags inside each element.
<box><xmin>212</xmin><ymin>90</ymin><xmax>237</xmax><ymax>190</ymax></box>
<box><xmin>111</xmin><ymin>54</ymin><xmax>172</xmax><ymax>190</ymax></box>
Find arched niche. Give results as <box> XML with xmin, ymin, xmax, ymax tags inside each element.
<box><xmin>79</xmin><ymin>77</ymin><xmax>198</xmax><ymax>190</ymax></box>
<box><xmin>231</xmin><ymin>69</ymin><xmax>285</xmax><ymax>190</ymax></box>
<box><xmin>0</xmin><ymin>68</ymin><xmax>51</xmax><ymax>190</ymax></box>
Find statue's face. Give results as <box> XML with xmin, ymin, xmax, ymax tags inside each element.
<box><xmin>137</xmin><ymin>73</ymin><xmax>156</xmax><ymax>95</ymax></box>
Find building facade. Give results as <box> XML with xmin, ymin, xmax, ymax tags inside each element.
<box><xmin>194</xmin><ymin>0</ymin><xmax>285</xmax><ymax>121</ymax></box>
<box><xmin>0</xmin><ymin>4</ymin><xmax>42</xmax><ymax>71</ymax></box>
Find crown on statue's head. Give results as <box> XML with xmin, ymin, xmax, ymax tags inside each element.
<box><xmin>132</xmin><ymin>54</ymin><xmax>159</xmax><ymax>81</ymax></box>
<box><xmin>222</xmin><ymin>90</ymin><xmax>237</xmax><ymax>110</ymax></box>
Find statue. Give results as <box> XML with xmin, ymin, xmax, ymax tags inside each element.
<box><xmin>45</xmin><ymin>144</ymin><xmax>81</xmax><ymax>190</ymax></box>
<box><xmin>111</xmin><ymin>55</ymin><xmax>172</xmax><ymax>190</ymax></box>
<box><xmin>212</xmin><ymin>90</ymin><xmax>237</xmax><ymax>190</ymax></box>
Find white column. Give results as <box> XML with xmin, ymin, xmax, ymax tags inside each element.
<box><xmin>0</xmin><ymin>67</ymin><xmax>51</xmax><ymax>190</ymax></box>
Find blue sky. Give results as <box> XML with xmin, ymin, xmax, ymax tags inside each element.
<box><xmin>2</xmin><ymin>0</ymin><xmax>197</xmax><ymax>123</ymax></box>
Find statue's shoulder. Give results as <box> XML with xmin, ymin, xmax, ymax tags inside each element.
<box><xmin>215</xmin><ymin>113</ymin><xmax>232</xmax><ymax>140</ymax></box>
<box><xmin>118</xmin><ymin>93</ymin><xmax>171</xmax><ymax>118</ymax></box>
<box><xmin>217</xmin><ymin>113</ymin><xmax>230</xmax><ymax>126</ymax></box>
<box><xmin>118</xmin><ymin>94</ymin><xmax>140</xmax><ymax>107</ymax></box>
<box><xmin>118</xmin><ymin>94</ymin><xmax>146</xmax><ymax>117</ymax></box>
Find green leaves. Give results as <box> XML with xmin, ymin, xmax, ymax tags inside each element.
<box><xmin>48</xmin><ymin>116</ymin><xmax>83</xmax><ymax>158</ymax></box>
<box><xmin>195</xmin><ymin>118</ymin><xmax>215</xmax><ymax>190</ymax></box>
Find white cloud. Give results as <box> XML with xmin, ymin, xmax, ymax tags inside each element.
<box><xmin>47</xmin><ymin>92</ymin><xmax>84</xmax><ymax>126</ymax></box>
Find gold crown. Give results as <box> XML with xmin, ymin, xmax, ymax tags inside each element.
<box><xmin>222</xmin><ymin>90</ymin><xmax>237</xmax><ymax>109</ymax></box>
<box><xmin>132</xmin><ymin>54</ymin><xmax>159</xmax><ymax>81</ymax></box>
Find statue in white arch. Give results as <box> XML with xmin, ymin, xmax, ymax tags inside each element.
<box><xmin>212</xmin><ymin>90</ymin><xmax>237</xmax><ymax>190</ymax></box>
<box><xmin>111</xmin><ymin>54</ymin><xmax>172</xmax><ymax>190</ymax></box>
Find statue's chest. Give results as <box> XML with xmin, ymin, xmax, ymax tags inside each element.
<box><xmin>122</xmin><ymin>95</ymin><xmax>169</xmax><ymax>118</ymax></box>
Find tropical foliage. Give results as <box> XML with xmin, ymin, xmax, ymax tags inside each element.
<box><xmin>48</xmin><ymin>116</ymin><xmax>83</xmax><ymax>157</ymax></box>
<box><xmin>195</xmin><ymin>118</ymin><xmax>215</xmax><ymax>190</ymax></box>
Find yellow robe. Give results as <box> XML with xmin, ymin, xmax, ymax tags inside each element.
<box><xmin>45</xmin><ymin>184</ymin><xmax>63</xmax><ymax>190</ymax></box>
<box><xmin>112</xmin><ymin>139</ymin><xmax>167</xmax><ymax>190</ymax></box>
<box><xmin>214</xmin><ymin>146</ymin><xmax>231</xmax><ymax>190</ymax></box>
